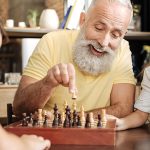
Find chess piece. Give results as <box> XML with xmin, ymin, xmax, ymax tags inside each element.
<box><xmin>22</xmin><ymin>113</ymin><xmax>28</xmax><ymax>126</ymax></box>
<box><xmin>97</xmin><ymin>114</ymin><xmax>101</xmax><ymax>127</ymax></box>
<box><xmin>72</xmin><ymin>101</ymin><xmax>77</xmax><ymax>111</ymax></box>
<box><xmin>72</xmin><ymin>110</ymin><xmax>78</xmax><ymax>127</ymax></box>
<box><xmin>89</xmin><ymin>112</ymin><xmax>95</xmax><ymax>128</ymax></box>
<box><xmin>28</xmin><ymin>113</ymin><xmax>33</xmax><ymax>127</ymax></box>
<box><xmin>101</xmin><ymin>109</ymin><xmax>107</xmax><ymax>128</ymax></box>
<box><xmin>64</xmin><ymin>100</ymin><xmax>68</xmax><ymax>112</ymax></box>
<box><xmin>85</xmin><ymin>113</ymin><xmax>91</xmax><ymax>128</ymax></box>
<box><xmin>52</xmin><ymin>104</ymin><xmax>59</xmax><ymax>127</ymax></box>
<box><xmin>77</xmin><ymin>115</ymin><xmax>81</xmax><ymax>127</ymax></box>
<box><xmin>43</xmin><ymin>114</ymin><xmax>48</xmax><ymax>127</ymax></box>
<box><xmin>38</xmin><ymin>109</ymin><xmax>43</xmax><ymax>126</ymax></box>
<box><xmin>80</xmin><ymin>105</ymin><xmax>85</xmax><ymax>127</ymax></box>
<box><xmin>58</xmin><ymin>113</ymin><xmax>62</xmax><ymax>126</ymax></box>
<box><xmin>63</xmin><ymin>105</ymin><xmax>71</xmax><ymax>128</ymax></box>
<box><xmin>61</xmin><ymin>111</ymin><xmax>65</xmax><ymax>124</ymax></box>
<box><xmin>72</xmin><ymin>91</ymin><xmax>77</xmax><ymax>100</ymax></box>
<box><xmin>32</xmin><ymin>111</ymin><xmax>38</xmax><ymax>126</ymax></box>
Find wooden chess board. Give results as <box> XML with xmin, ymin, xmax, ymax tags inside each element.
<box><xmin>5</xmin><ymin>120</ymin><xmax>116</xmax><ymax>146</ymax></box>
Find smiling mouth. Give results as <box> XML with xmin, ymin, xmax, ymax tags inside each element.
<box><xmin>89</xmin><ymin>44</ymin><xmax>105</xmax><ymax>56</ymax></box>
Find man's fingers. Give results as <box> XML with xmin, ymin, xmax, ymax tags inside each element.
<box><xmin>52</xmin><ymin>66</ymin><xmax>62</xmax><ymax>83</ymax></box>
<box><xmin>106</xmin><ymin>114</ymin><xmax>117</xmax><ymax>120</ymax></box>
<box><xmin>59</xmin><ymin>63</ymin><xmax>69</xmax><ymax>85</ymax></box>
<box><xmin>67</xmin><ymin>63</ymin><xmax>76</xmax><ymax>93</ymax></box>
<box><xmin>47</xmin><ymin>63</ymin><xmax>76</xmax><ymax>92</ymax></box>
<box><xmin>46</xmin><ymin>71</ymin><xmax>59</xmax><ymax>87</ymax></box>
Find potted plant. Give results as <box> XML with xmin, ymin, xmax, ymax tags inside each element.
<box><xmin>27</xmin><ymin>9</ymin><xmax>39</xmax><ymax>28</ymax></box>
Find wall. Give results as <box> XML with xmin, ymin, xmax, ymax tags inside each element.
<box><xmin>45</xmin><ymin>0</ymin><xmax>64</xmax><ymax>21</ymax></box>
<box><xmin>0</xmin><ymin>0</ymin><xmax>8</xmax><ymax>23</ymax></box>
<box><xmin>8</xmin><ymin>0</ymin><xmax>45</xmax><ymax>26</ymax></box>
<box><xmin>7</xmin><ymin>0</ymin><xmax>64</xmax><ymax>26</ymax></box>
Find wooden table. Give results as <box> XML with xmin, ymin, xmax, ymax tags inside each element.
<box><xmin>50</xmin><ymin>125</ymin><xmax>150</xmax><ymax>150</ymax></box>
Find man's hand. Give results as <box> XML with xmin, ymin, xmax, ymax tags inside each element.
<box><xmin>43</xmin><ymin>63</ymin><xmax>76</xmax><ymax>93</ymax></box>
<box><xmin>106</xmin><ymin>115</ymin><xmax>126</xmax><ymax>131</ymax></box>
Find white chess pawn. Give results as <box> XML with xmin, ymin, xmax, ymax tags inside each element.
<box><xmin>61</xmin><ymin>112</ymin><xmax>65</xmax><ymax>125</ymax></box>
<box><xmin>89</xmin><ymin>112</ymin><xmax>95</xmax><ymax>128</ymax></box>
<box><xmin>38</xmin><ymin>109</ymin><xmax>43</xmax><ymax>126</ymax></box>
<box><xmin>80</xmin><ymin>105</ymin><xmax>85</xmax><ymax>127</ymax></box>
<box><xmin>101</xmin><ymin>109</ymin><xmax>107</xmax><ymax>128</ymax></box>
<box><xmin>72</xmin><ymin>101</ymin><xmax>77</xmax><ymax>111</ymax></box>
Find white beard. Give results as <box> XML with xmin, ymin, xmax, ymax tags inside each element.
<box><xmin>73</xmin><ymin>30</ymin><xmax>116</xmax><ymax>76</ymax></box>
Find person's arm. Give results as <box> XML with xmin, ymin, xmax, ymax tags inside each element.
<box><xmin>0</xmin><ymin>125</ymin><xmax>50</xmax><ymax>150</ymax></box>
<box><xmin>107</xmin><ymin>110</ymin><xmax>148</xmax><ymax>131</ymax></box>
<box><xmin>13</xmin><ymin>63</ymin><xmax>76</xmax><ymax>117</ymax></box>
<box><xmin>91</xmin><ymin>83</ymin><xmax>135</xmax><ymax>118</ymax></box>
<box><xmin>106</xmin><ymin>83</ymin><xmax>135</xmax><ymax>117</ymax></box>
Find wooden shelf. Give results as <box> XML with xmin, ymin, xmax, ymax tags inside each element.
<box><xmin>0</xmin><ymin>84</ymin><xmax>18</xmax><ymax>89</ymax></box>
<box><xmin>5</xmin><ymin>27</ymin><xmax>150</xmax><ymax>40</ymax></box>
<box><xmin>5</xmin><ymin>27</ymin><xmax>56</xmax><ymax>38</ymax></box>
<box><xmin>125</xmin><ymin>31</ymin><xmax>150</xmax><ymax>40</ymax></box>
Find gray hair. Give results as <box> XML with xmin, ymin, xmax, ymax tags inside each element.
<box><xmin>88</xmin><ymin>0</ymin><xmax>133</xmax><ymax>23</ymax></box>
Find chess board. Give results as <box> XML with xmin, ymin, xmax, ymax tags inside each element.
<box><xmin>5</xmin><ymin>120</ymin><xmax>116</xmax><ymax>146</ymax></box>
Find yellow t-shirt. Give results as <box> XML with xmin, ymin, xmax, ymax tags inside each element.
<box><xmin>23</xmin><ymin>30</ymin><xmax>136</xmax><ymax>112</ymax></box>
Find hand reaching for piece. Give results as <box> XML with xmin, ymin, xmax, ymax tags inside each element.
<box><xmin>44</xmin><ymin>63</ymin><xmax>76</xmax><ymax>93</ymax></box>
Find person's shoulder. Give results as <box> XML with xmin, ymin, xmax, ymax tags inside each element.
<box><xmin>120</xmin><ymin>39</ymin><xmax>129</xmax><ymax>47</ymax></box>
<box><xmin>43</xmin><ymin>29</ymin><xmax>79</xmax><ymax>40</ymax></box>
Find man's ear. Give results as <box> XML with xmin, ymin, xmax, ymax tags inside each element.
<box><xmin>79</xmin><ymin>12</ymin><xmax>86</xmax><ymax>27</ymax></box>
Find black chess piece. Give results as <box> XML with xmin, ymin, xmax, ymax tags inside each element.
<box><xmin>77</xmin><ymin>115</ymin><xmax>81</xmax><ymax>127</ymax></box>
<box><xmin>63</xmin><ymin>105</ymin><xmax>71</xmax><ymax>128</ymax></box>
<box><xmin>58</xmin><ymin>113</ymin><xmax>62</xmax><ymax>126</ymax></box>
<box><xmin>32</xmin><ymin>111</ymin><xmax>38</xmax><ymax>126</ymax></box>
<box><xmin>29</xmin><ymin>113</ymin><xmax>33</xmax><ymax>124</ymax></box>
<box><xmin>43</xmin><ymin>114</ymin><xmax>48</xmax><ymax>127</ymax></box>
<box><xmin>72</xmin><ymin>110</ymin><xmax>78</xmax><ymax>127</ymax></box>
<box><xmin>97</xmin><ymin>114</ymin><xmax>101</xmax><ymax>127</ymax></box>
<box><xmin>22</xmin><ymin>113</ymin><xmax>28</xmax><ymax>126</ymax></box>
<box><xmin>52</xmin><ymin>104</ymin><xmax>59</xmax><ymax>127</ymax></box>
<box><xmin>85</xmin><ymin>113</ymin><xmax>91</xmax><ymax>128</ymax></box>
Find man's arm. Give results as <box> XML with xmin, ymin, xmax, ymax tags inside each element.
<box><xmin>13</xmin><ymin>63</ymin><xmax>76</xmax><ymax>117</ymax></box>
<box><xmin>91</xmin><ymin>83</ymin><xmax>135</xmax><ymax>118</ymax></box>
<box><xmin>13</xmin><ymin>75</ymin><xmax>53</xmax><ymax>117</ymax></box>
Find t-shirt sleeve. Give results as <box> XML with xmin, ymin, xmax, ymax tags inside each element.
<box><xmin>134</xmin><ymin>67</ymin><xmax>150</xmax><ymax>113</ymax></box>
<box><xmin>113</xmin><ymin>40</ymin><xmax>136</xmax><ymax>85</ymax></box>
<box><xmin>23</xmin><ymin>34</ymin><xmax>53</xmax><ymax>80</ymax></box>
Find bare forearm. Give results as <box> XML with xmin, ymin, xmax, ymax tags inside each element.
<box><xmin>91</xmin><ymin>104</ymin><xmax>133</xmax><ymax>118</ymax></box>
<box><xmin>13</xmin><ymin>79</ymin><xmax>53</xmax><ymax>116</ymax></box>
<box><xmin>122</xmin><ymin>110</ymin><xmax>148</xmax><ymax>129</ymax></box>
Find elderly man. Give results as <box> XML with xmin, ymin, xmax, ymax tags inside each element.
<box><xmin>13</xmin><ymin>0</ymin><xmax>136</xmax><ymax>118</ymax></box>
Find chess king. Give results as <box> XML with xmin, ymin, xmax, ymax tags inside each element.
<box><xmin>13</xmin><ymin>0</ymin><xmax>136</xmax><ymax>118</ymax></box>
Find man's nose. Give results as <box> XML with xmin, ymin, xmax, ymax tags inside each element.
<box><xmin>98</xmin><ymin>34</ymin><xmax>110</xmax><ymax>48</ymax></box>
